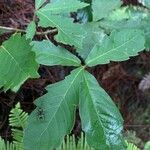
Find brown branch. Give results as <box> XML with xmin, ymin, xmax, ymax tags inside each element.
<box><xmin>0</xmin><ymin>25</ymin><xmax>57</xmax><ymax>35</ymax></box>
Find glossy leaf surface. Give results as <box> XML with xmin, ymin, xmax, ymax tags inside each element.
<box><xmin>79</xmin><ymin>70</ymin><xmax>126</xmax><ymax>150</ymax></box>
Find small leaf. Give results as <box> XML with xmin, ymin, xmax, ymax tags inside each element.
<box><xmin>32</xmin><ymin>40</ymin><xmax>81</xmax><ymax>66</ymax></box>
<box><xmin>24</xmin><ymin>67</ymin><xmax>84</xmax><ymax>150</ymax></box>
<box><xmin>85</xmin><ymin>29</ymin><xmax>145</xmax><ymax>67</ymax></box>
<box><xmin>0</xmin><ymin>34</ymin><xmax>39</xmax><ymax>92</ymax></box>
<box><xmin>92</xmin><ymin>0</ymin><xmax>122</xmax><ymax>21</ymax></box>
<box><xmin>26</xmin><ymin>21</ymin><xmax>36</xmax><ymax>40</ymax></box>
<box><xmin>79</xmin><ymin>70</ymin><xmax>126</xmax><ymax>150</ymax></box>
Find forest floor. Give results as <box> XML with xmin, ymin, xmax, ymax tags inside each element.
<box><xmin>0</xmin><ymin>0</ymin><xmax>150</xmax><ymax>148</ymax></box>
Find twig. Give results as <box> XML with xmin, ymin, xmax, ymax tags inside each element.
<box><xmin>0</xmin><ymin>25</ymin><xmax>57</xmax><ymax>35</ymax></box>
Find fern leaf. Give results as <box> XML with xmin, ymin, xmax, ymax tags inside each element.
<box><xmin>0</xmin><ymin>137</ymin><xmax>6</xmax><ymax>150</ymax></box>
<box><xmin>9</xmin><ymin>103</ymin><xmax>28</xmax><ymax>149</ymax></box>
<box><xmin>0</xmin><ymin>103</ymin><xmax>29</xmax><ymax>150</ymax></box>
<box><xmin>0</xmin><ymin>137</ymin><xmax>16</xmax><ymax>150</ymax></box>
<box><xmin>56</xmin><ymin>133</ymin><xmax>94</xmax><ymax>150</ymax></box>
<box><xmin>0</xmin><ymin>34</ymin><xmax>39</xmax><ymax>92</ymax></box>
<box><xmin>9</xmin><ymin>103</ymin><xmax>28</xmax><ymax>128</ymax></box>
<box><xmin>126</xmin><ymin>142</ymin><xmax>140</xmax><ymax>150</ymax></box>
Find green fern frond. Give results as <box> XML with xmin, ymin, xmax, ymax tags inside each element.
<box><xmin>9</xmin><ymin>103</ymin><xmax>28</xmax><ymax>149</ymax></box>
<box><xmin>126</xmin><ymin>141</ymin><xmax>140</xmax><ymax>150</ymax></box>
<box><xmin>56</xmin><ymin>133</ymin><xmax>94</xmax><ymax>150</ymax></box>
<box><xmin>9</xmin><ymin>103</ymin><xmax>28</xmax><ymax>128</ymax></box>
<box><xmin>11</xmin><ymin>128</ymin><xmax>24</xmax><ymax>149</ymax></box>
<box><xmin>0</xmin><ymin>137</ymin><xmax>6</xmax><ymax>150</ymax></box>
<box><xmin>0</xmin><ymin>102</ymin><xmax>28</xmax><ymax>150</ymax></box>
<box><xmin>56</xmin><ymin>134</ymin><xmax>140</xmax><ymax>150</ymax></box>
<box><xmin>0</xmin><ymin>137</ymin><xmax>16</xmax><ymax>150</ymax></box>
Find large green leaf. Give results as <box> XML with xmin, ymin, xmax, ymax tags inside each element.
<box><xmin>92</xmin><ymin>0</ymin><xmax>122</xmax><ymax>21</ymax></box>
<box><xmin>23</xmin><ymin>67</ymin><xmax>84</xmax><ymax>150</ymax></box>
<box><xmin>36</xmin><ymin>0</ymin><xmax>88</xmax><ymax>48</ymax></box>
<box><xmin>32</xmin><ymin>40</ymin><xmax>81</xmax><ymax>66</ymax></box>
<box><xmin>85</xmin><ymin>29</ymin><xmax>145</xmax><ymax>67</ymax></box>
<box><xmin>79</xmin><ymin>70</ymin><xmax>125</xmax><ymax>150</ymax></box>
<box><xmin>76</xmin><ymin>22</ymin><xmax>105</xmax><ymax>59</ymax></box>
<box><xmin>0</xmin><ymin>34</ymin><xmax>39</xmax><ymax>92</ymax></box>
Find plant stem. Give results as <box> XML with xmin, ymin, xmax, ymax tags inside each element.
<box><xmin>0</xmin><ymin>25</ymin><xmax>57</xmax><ymax>35</ymax></box>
